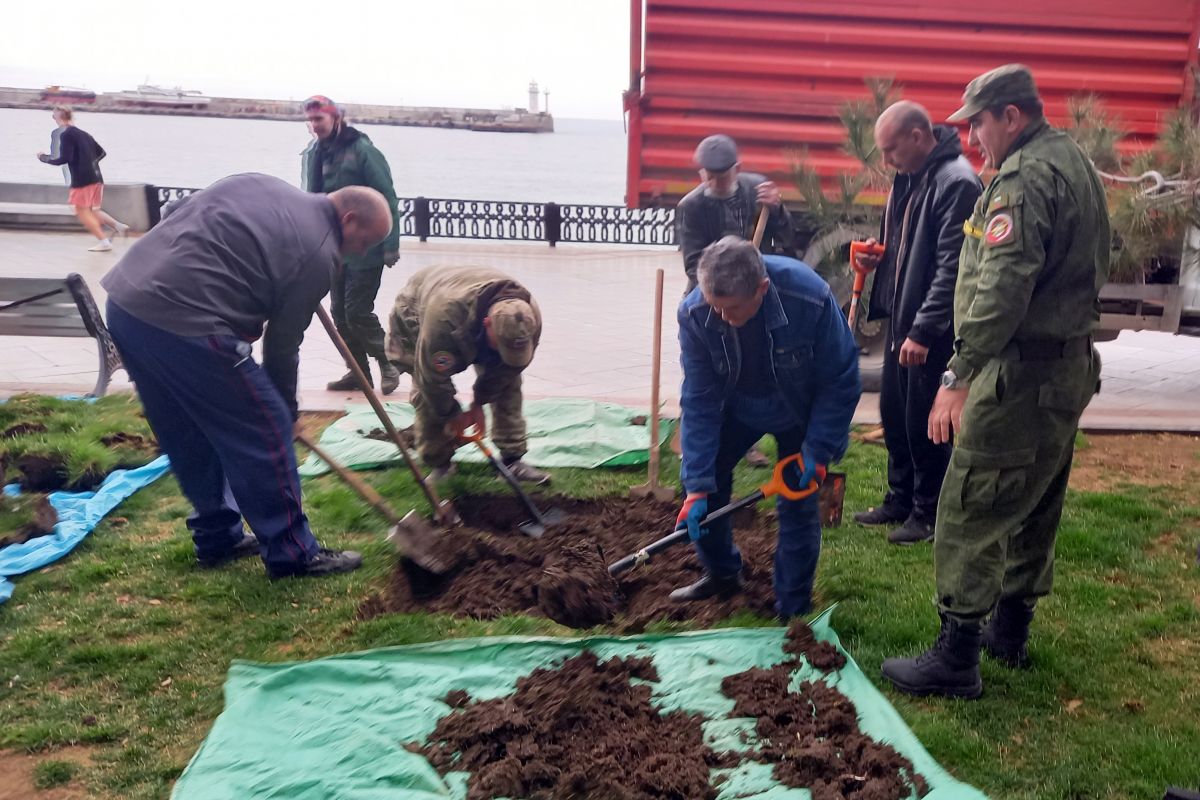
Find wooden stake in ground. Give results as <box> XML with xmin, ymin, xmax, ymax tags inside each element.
<box><xmin>631</xmin><ymin>268</ymin><xmax>674</xmax><ymax>502</ymax></box>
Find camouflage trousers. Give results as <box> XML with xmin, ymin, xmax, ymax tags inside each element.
<box><xmin>934</xmin><ymin>347</ymin><xmax>1101</xmax><ymax>621</ymax></box>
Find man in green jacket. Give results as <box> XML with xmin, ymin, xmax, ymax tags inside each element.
<box><xmin>881</xmin><ymin>65</ymin><xmax>1108</xmax><ymax>699</ymax></box>
<box><xmin>386</xmin><ymin>266</ymin><xmax>550</xmax><ymax>484</ymax></box>
<box><xmin>302</xmin><ymin>95</ymin><xmax>402</xmax><ymax>394</ymax></box>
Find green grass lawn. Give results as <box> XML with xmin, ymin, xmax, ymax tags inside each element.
<box><xmin>0</xmin><ymin>431</ymin><xmax>1197</xmax><ymax>799</ymax></box>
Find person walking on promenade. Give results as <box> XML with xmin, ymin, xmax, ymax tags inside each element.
<box><xmin>37</xmin><ymin>106</ymin><xmax>129</xmax><ymax>252</ymax></box>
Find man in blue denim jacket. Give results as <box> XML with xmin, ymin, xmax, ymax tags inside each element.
<box><xmin>673</xmin><ymin>237</ymin><xmax>861</xmax><ymax>617</ymax></box>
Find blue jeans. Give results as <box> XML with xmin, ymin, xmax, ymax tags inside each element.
<box><xmin>106</xmin><ymin>301</ymin><xmax>319</xmax><ymax>574</ymax></box>
<box><xmin>693</xmin><ymin>393</ymin><xmax>822</xmax><ymax>617</ymax></box>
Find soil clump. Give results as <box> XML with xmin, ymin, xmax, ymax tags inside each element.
<box><xmin>2</xmin><ymin>422</ymin><xmax>47</xmax><ymax>439</ymax></box>
<box><xmin>0</xmin><ymin>495</ymin><xmax>58</xmax><ymax>548</ymax></box>
<box><xmin>361</xmin><ymin>494</ymin><xmax>778</xmax><ymax>629</ymax></box>
<box><xmin>414</xmin><ymin>651</ymin><xmax>723</xmax><ymax>800</ymax></box>
<box><xmin>536</xmin><ymin>541</ymin><xmax>621</xmax><ymax>627</ymax></box>
<box><xmin>721</xmin><ymin>622</ymin><xmax>927</xmax><ymax>800</ymax></box>
<box><xmin>99</xmin><ymin>432</ymin><xmax>157</xmax><ymax>451</ymax></box>
<box><xmin>784</xmin><ymin>618</ymin><xmax>847</xmax><ymax>672</ymax></box>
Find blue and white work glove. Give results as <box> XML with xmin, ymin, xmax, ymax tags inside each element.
<box><xmin>676</xmin><ymin>492</ymin><xmax>709</xmax><ymax>541</ymax></box>
<box><xmin>790</xmin><ymin>447</ymin><xmax>827</xmax><ymax>492</ymax></box>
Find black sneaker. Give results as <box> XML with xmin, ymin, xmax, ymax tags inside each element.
<box><xmin>669</xmin><ymin>572</ymin><xmax>745</xmax><ymax>602</ymax></box>
<box><xmin>197</xmin><ymin>533</ymin><xmax>260</xmax><ymax>568</ymax></box>
<box><xmin>887</xmin><ymin>517</ymin><xmax>935</xmax><ymax>545</ymax></box>
<box><xmin>853</xmin><ymin>502</ymin><xmax>910</xmax><ymax>526</ymax></box>
<box><xmin>269</xmin><ymin>548</ymin><xmax>363</xmax><ymax>580</ymax></box>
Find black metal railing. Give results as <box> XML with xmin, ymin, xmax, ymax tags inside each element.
<box><xmin>153</xmin><ymin>186</ymin><xmax>677</xmax><ymax>247</ymax></box>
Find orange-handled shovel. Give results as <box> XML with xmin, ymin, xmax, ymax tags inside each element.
<box><xmin>608</xmin><ymin>452</ymin><xmax>821</xmax><ymax>576</ymax></box>
<box><xmin>847</xmin><ymin>241</ymin><xmax>885</xmax><ymax>332</ymax></box>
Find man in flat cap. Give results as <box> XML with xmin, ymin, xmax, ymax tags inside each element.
<box><xmin>385</xmin><ymin>266</ymin><xmax>550</xmax><ymax>485</ymax></box>
<box><xmin>676</xmin><ymin>134</ymin><xmax>800</xmax><ymax>295</ymax></box>
<box><xmin>675</xmin><ymin>134</ymin><xmax>801</xmax><ymax>466</ymax></box>
<box><xmin>881</xmin><ymin>64</ymin><xmax>1109</xmax><ymax>698</ymax></box>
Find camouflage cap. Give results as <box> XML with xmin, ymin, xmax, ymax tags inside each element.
<box><xmin>948</xmin><ymin>64</ymin><xmax>1040</xmax><ymax>122</ymax></box>
<box><xmin>489</xmin><ymin>298</ymin><xmax>539</xmax><ymax>368</ymax></box>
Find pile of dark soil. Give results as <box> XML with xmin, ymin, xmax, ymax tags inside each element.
<box><xmin>412</xmin><ymin>651</ymin><xmax>726</xmax><ymax>800</ymax></box>
<box><xmin>361</xmin><ymin>494</ymin><xmax>778</xmax><ymax>630</ymax></box>
<box><xmin>721</xmin><ymin>622</ymin><xmax>927</xmax><ymax>800</ymax></box>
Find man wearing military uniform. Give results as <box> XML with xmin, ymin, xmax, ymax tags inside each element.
<box><xmin>385</xmin><ymin>266</ymin><xmax>550</xmax><ymax>484</ymax></box>
<box><xmin>881</xmin><ymin>65</ymin><xmax>1109</xmax><ymax>698</ymax></box>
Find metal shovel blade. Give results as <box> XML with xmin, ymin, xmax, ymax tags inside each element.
<box><xmin>517</xmin><ymin>506</ymin><xmax>567</xmax><ymax>539</ymax></box>
<box><xmin>387</xmin><ymin>510</ymin><xmax>453</xmax><ymax>575</ymax></box>
<box><xmin>517</xmin><ymin>520</ymin><xmax>546</xmax><ymax>538</ymax></box>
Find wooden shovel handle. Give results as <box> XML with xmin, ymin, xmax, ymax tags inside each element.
<box><xmin>295</xmin><ymin>431</ymin><xmax>400</xmax><ymax>526</ymax></box>
<box><xmin>647</xmin><ymin>268</ymin><xmax>664</xmax><ymax>486</ymax></box>
<box><xmin>751</xmin><ymin>203</ymin><xmax>770</xmax><ymax>248</ymax></box>
<box><xmin>313</xmin><ymin>303</ymin><xmax>451</xmax><ymax>524</ymax></box>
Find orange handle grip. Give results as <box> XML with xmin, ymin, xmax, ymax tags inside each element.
<box><xmin>759</xmin><ymin>452</ymin><xmax>820</xmax><ymax>501</ymax></box>
<box><xmin>849</xmin><ymin>241</ymin><xmax>886</xmax><ymax>279</ymax></box>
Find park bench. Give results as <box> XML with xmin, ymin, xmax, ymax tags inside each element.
<box><xmin>0</xmin><ymin>274</ymin><xmax>123</xmax><ymax>397</ymax></box>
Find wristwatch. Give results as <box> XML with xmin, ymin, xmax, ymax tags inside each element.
<box><xmin>940</xmin><ymin>369</ymin><xmax>967</xmax><ymax>390</ymax></box>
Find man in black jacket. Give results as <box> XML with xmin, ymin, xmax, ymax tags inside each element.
<box><xmin>853</xmin><ymin>101</ymin><xmax>982</xmax><ymax>544</ymax></box>
<box><xmin>676</xmin><ymin>135</ymin><xmax>800</xmax><ymax>295</ymax></box>
<box><xmin>675</xmin><ymin>135</ymin><xmax>802</xmax><ymax>466</ymax></box>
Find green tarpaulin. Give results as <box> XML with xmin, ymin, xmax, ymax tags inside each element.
<box><xmin>298</xmin><ymin>399</ymin><xmax>674</xmax><ymax>477</ymax></box>
<box><xmin>172</xmin><ymin>610</ymin><xmax>988</xmax><ymax>800</ymax></box>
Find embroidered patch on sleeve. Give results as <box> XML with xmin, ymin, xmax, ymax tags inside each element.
<box><xmin>987</xmin><ymin>194</ymin><xmax>1008</xmax><ymax>213</ymax></box>
<box><xmin>431</xmin><ymin>351</ymin><xmax>457</xmax><ymax>373</ymax></box>
<box><xmin>984</xmin><ymin>213</ymin><xmax>1015</xmax><ymax>246</ymax></box>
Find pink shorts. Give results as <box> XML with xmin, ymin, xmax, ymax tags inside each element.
<box><xmin>68</xmin><ymin>183</ymin><xmax>103</xmax><ymax>209</ymax></box>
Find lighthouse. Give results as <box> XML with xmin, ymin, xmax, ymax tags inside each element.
<box><xmin>528</xmin><ymin>80</ymin><xmax>539</xmax><ymax>114</ymax></box>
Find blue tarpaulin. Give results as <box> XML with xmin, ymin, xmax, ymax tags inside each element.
<box><xmin>0</xmin><ymin>456</ymin><xmax>172</xmax><ymax>604</ymax></box>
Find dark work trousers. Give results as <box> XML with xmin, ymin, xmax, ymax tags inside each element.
<box><xmin>106</xmin><ymin>301</ymin><xmax>319</xmax><ymax>574</ymax></box>
<box><xmin>879</xmin><ymin>325</ymin><xmax>954</xmax><ymax>524</ymax></box>
<box><xmin>330</xmin><ymin>263</ymin><xmax>387</xmax><ymax>375</ymax></box>
<box><xmin>692</xmin><ymin>396</ymin><xmax>821</xmax><ymax>617</ymax></box>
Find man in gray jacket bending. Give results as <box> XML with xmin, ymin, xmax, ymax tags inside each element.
<box><xmin>101</xmin><ymin>173</ymin><xmax>392</xmax><ymax>579</ymax></box>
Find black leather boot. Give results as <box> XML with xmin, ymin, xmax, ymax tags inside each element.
<box><xmin>983</xmin><ymin>598</ymin><xmax>1035</xmax><ymax>668</ymax></box>
<box><xmin>881</xmin><ymin>614</ymin><xmax>983</xmax><ymax>699</ymax></box>
<box><xmin>669</xmin><ymin>572</ymin><xmax>745</xmax><ymax>602</ymax></box>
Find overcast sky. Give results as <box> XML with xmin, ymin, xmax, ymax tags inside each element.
<box><xmin>1</xmin><ymin>0</ymin><xmax>631</xmax><ymax>119</ymax></box>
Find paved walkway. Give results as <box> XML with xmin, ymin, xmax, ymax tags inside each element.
<box><xmin>2</xmin><ymin>229</ymin><xmax>1198</xmax><ymax>431</ymax></box>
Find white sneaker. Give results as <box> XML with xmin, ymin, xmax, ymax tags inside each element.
<box><xmin>87</xmin><ymin>240</ymin><xmax>113</xmax><ymax>252</ymax></box>
<box><xmin>109</xmin><ymin>222</ymin><xmax>131</xmax><ymax>238</ymax></box>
